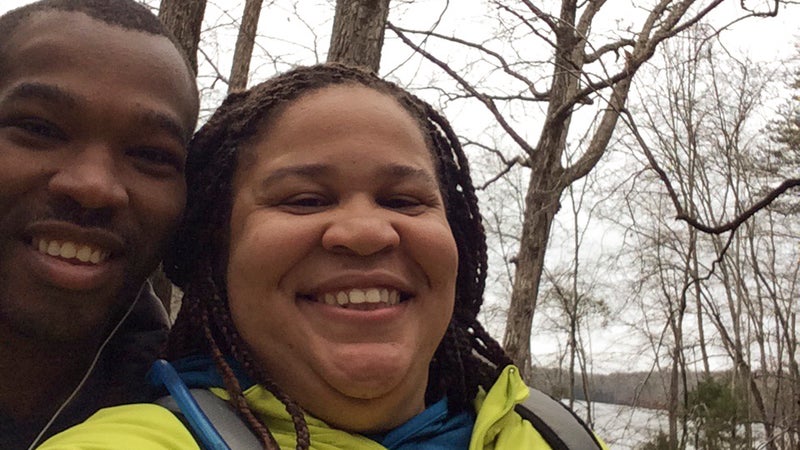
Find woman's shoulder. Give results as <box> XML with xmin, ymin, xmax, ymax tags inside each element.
<box><xmin>37</xmin><ymin>403</ymin><xmax>199</xmax><ymax>450</ymax></box>
<box><xmin>472</xmin><ymin>365</ymin><xmax>609</xmax><ymax>450</ymax></box>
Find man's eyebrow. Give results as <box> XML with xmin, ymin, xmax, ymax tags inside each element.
<box><xmin>134</xmin><ymin>109</ymin><xmax>191</xmax><ymax>145</ymax></box>
<box><xmin>0</xmin><ymin>82</ymin><xmax>79</xmax><ymax>108</ymax></box>
<box><xmin>0</xmin><ymin>82</ymin><xmax>190</xmax><ymax>144</ymax></box>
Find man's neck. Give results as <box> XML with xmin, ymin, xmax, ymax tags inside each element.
<box><xmin>0</xmin><ymin>328</ymin><xmax>101</xmax><ymax>422</ymax></box>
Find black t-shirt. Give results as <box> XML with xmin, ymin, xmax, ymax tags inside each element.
<box><xmin>0</xmin><ymin>285</ymin><xmax>169</xmax><ymax>449</ymax></box>
<box><xmin>0</xmin><ymin>410</ymin><xmax>49</xmax><ymax>450</ymax></box>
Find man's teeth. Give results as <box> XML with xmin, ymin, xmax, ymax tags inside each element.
<box><xmin>321</xmin><ymin>288</ymin><xmax>400</xmax><ymax>307</ymax></box>
<box><xmin>35</xmin><ymin>238</ymin><xmax>109</xmax><ymax>264</ymax></box>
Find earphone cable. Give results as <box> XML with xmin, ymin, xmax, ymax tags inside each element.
<box><xmin>26</xmin><ymin>283</ymin><xmax>145</xmax><ymax>450</ymax></box>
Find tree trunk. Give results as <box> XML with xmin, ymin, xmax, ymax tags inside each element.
<box><xmin>504</xmin><ymin>178</ymin><xmax>561</xmax><ymax>377</ymax></box>
<box><xmin>228</xmin><ymin>0</ymin><xmax>264</xmax><ymax>92</ymax></box>
<box><xmin>327</xmin><ymin>0</ymin><xmax>390</xmax><ymax>72</ymax></box>
<box><xmin>158</xmin><ymin>0</ymin><xmax>208</xmax><ymax>74</ymax></box>
<box><xmin>502</xmin><ymin>9</ymin><xmax>573</xmax><ymax>378</ymax></box>
<box><xmin>155</xmin><ymin>0</ymin><xmax>207</xmax><ymax>313</ymax></box>
<box><xmin>668</xmin><ymin>342</ymin><xmax>680</xmax><ymax>449</ymax></box>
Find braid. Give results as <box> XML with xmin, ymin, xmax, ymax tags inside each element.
<box><xmin>236</xmin><ymin>350</ymin><xmax>311</xmax><ymax>450</ymax></box>
<box><xmin>202</xmin><ymin>305</ymin><xmax>279</xmax><ymax>450</ymax></box>
<box><xmin>166</xmin><ymin>63</ymin><xmax>515</xmax><ymax>448</ymax></box>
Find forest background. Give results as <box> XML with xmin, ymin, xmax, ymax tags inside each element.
<box><xmin>3</xmin><ymin>0</ymin><xmax>799</xmax><ymax>448</ymax></box>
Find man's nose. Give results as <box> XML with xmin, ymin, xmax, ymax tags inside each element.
<box><xmin>321</xmin><ymin>200</ymin><xmax>400</xmax><ymax>256</ymax></box>
<box><xmin>47</xmin><ymin>145</ymin><xmax>129</xmax><ymax>210</ymax></box>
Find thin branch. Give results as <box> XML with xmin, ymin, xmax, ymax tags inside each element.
<box><xmin>517</xmin><ymin>0</ymin><xmax>559</xmax><ymax>33</ymax></box>
<box><xmin>388</xmin><ymin>22</ymin><xmax>537</xmax><ymax>156</ymax></box>
<box><xmin>494</xmin><ymin>2</ymin><xmax>559</xmax><ymax>50</ymax></box>
<box><xmin>197</xmin><ymin>45</ymin><xmax>229</xmax><ymax>86</ymax></box>
<box><xmin>389</xmin><ymin>25</ymin><xmax>549</xmax><ymax>99</ymax></box>
<box><xmin>384</xmin><ymin>0</ymin><xmax>451</xmax><ymax>78</ymax></box>
<box><xmin>622</xmin><ymin>108</ymin><xmax>800</xmax><ymax>235</ymax></box>
<box><xmin>461</xmin><ymin>138</ymin><xmax>530</xmax><ymax>190</ymax></box>
<box><xmin>477</xmin><ymin>156</ymin><xmax>526</xmax><ymax>190</ymax></box>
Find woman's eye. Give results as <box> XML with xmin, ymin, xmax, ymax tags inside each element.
<box><xmin>382</xmin><ymin>196</ymin><xmax>425</xmax><ymax>212</ymax></box>
<box><xmin>279</xmin><ymin>194</ymin><xmax>331</xmax><ymax>213</ymax></box>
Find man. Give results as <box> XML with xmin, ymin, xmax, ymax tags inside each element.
<box><xmin>0</xmin><ymin>0</ymin><xmax>199</xmax><ymax>447</ymax></box>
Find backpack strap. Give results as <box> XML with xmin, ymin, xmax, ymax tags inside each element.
<box><xmin>149</xmin><ymin>359</ymin><xmax>252</xmax><ymax>450</ymax></box>
<box><xmin>158</xmin><ymin>387</ymin><xmax>602</xmax><ymax>450</ymax></box>
<box><xmin>515</xmin><ymin>387</ymin><xmax>604</xmax><ymax>450</ymax></box>
<box><xmin>152</xmin><ymin>356</ymin><xmax>600</xmax><ymax>450</ymax></box>
<box><xmin>156</xmin><ymin>389</ymin><xmax>261</xmax><ymax>450</ymax></box>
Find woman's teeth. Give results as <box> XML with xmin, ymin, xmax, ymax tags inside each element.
<box><xmin>318</xmin><ymin>288</ymin><xmax>401</xmax><ymax>307</ymax></box>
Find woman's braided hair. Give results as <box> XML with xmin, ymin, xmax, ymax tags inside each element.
<box><xmin>164</xmin><ymin>63</ymin><xmax>513</xmax><ymax>450</ymax></box>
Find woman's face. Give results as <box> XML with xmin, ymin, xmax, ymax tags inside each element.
<box><xmin>226</xmin><ymin>84</ymin><xmax>458</xmax><ymax>432</ymax></box>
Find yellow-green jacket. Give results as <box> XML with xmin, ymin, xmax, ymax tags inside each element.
<box><xmin>39</xmin><ymin>366</ymin><xmax>607</xmax><ymax>449</ymax></box>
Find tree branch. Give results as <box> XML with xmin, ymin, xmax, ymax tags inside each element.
<box><xmin>622</xmin><ymin>108</ymin><xmax>800</xmax><ymax>235</ymax></box>
<box><xmin>388</xmin><ymin>22</ymin><xmax>537</xmax><ymax>156</ymax></box>
<box><xmin>389</xmin><ymin>25</ymin><xmax>549</xmax><ymax>99</ymax></box>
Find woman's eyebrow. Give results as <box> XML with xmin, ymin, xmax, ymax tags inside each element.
<box><xmin>256</xmin><ymin>162</ymin><xmax>438</xmax><ymax>189</ymax></box>
<box><xmin>256</xmin><ymin>164</ymin><xmax>330</xmax><ymax>190</ymax></box>
<box><xmin>380</xmin><ymin>164</ymin><xmax>439</xmax><ymax>190</ymax></box>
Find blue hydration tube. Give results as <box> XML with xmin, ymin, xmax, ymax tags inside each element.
<box><xmin>148</xmin><ymin>359</ymin><xmax>231</xmax><ymax>450</ymax></box>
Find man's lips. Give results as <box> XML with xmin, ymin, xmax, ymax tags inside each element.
<box><xmin>24</xmin><ymin>220</ymin><xmax>126</xmax><ymax>260</ymax></box>
<box><xmin>20</xmin><ymin>221</ymin><xmax>127</xmax><ymax>291</ymax></box>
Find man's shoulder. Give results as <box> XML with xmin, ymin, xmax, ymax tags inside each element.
<box><xmin>0</xmin><ymin>409</ymin><xmax>44</xmax><ymax>450</ymax></box>
<box><xmin>37</xmin><ymin>404</ymin><xmax>198</xmax><ymax>450</ymax></box>
<box><xmin>104</xmin><ymin>282</ymin><xmax>170</xmax><ymax>378</ymax></box>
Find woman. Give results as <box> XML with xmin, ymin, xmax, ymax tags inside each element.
<box><xmin>40</xmin><ymin>63</ymin><xmax>605</xmax><ymax>449</ymax></box>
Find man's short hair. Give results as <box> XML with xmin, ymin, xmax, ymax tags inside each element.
<box><xmin>0</xmin><ymin>0</ymin><xmax>194</xmax><ymax>76</ymax></box>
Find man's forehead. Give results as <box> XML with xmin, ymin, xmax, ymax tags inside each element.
<box><xmin>0</xmin><ymin>0</ymin><xmax>168</xmax><ymax>38</ymax></box>
<box><xmin>1</xmin><ymin>6</ymin><xmax>191</xmax><ymax>77</ymax></box>
<box><xmin>2</xmin><ymin>10</ymin><xmax>155</xmax><ymax>72</ymax></box>
<box><xmin>11</xmin><ymin>9</ymin><xmax>151</xmax><ymax>43</ymax></box>
<box><xmin>1</xmin><ymin>12</ymin><xmax>173</xmax><ymax>87</ymax></box>
<box><xmin>0</xmin><ymin>10</ymin><xmax>198</xmax><ymax>141</ymax></box>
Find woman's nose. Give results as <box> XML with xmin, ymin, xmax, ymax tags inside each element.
<box><xmin>321</xmin><ymin>200</ymin><xmax>400</xmax><ymax>256</ymax></box>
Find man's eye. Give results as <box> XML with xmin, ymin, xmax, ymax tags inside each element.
<box><xmin>127</xmin><ymin>147</ymin><xmax>183</xmax><ymax>173</ymax></box>
<box><xmin>3</xmin><ymin>118</ymin><xmax>65</xmax><ymax>141</ymax></box>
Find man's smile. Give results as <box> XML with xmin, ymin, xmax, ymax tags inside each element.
<box><xmin>33</xmin><ymin>237</ymin><xmax>111</xmax><ymax>264</ymax></box>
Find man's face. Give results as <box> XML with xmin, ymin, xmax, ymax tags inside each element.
<box><xmin>0</xmin><ymin>11</ymin><xmax>197</xmax><ymax>343</ymax></box>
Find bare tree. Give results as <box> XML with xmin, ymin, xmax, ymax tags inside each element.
<box><xmin>389</xmin><ymin>0</ymin><xmax>788</xmax><ymax>380</ymax></box>
<box><xmin>618</xmin><ymin>28</ymin><xmax>800</xmax><ymax>448</ymax></box>
<box><xmin>159</xmin><ymin>0</ymin><xmax>208</xmax><ymax>73</ymax></box>
<box><xmin>327</xmin><ymin>0</ymin><xmax>390</xmax><ymax>72</ymax></box>
<box><xmin>229</xmin><ymin>0</ymin><xmax>265</xmax><ymax>92</ymax></box>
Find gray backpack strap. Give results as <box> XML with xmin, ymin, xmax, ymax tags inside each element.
<box><xmin>155</xmin><ymin>386</ymin><xmax>600</xmax><ymax>449</ymax></box>
<box><xmin>515</xmin><ymin>387</ymin><xmax>603</xmax><ymax>450</ymax></box>
<box><xmin>156</xmin><ymin>389</ymin><xmax>261</xmax><ymax>450</ymax></box>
